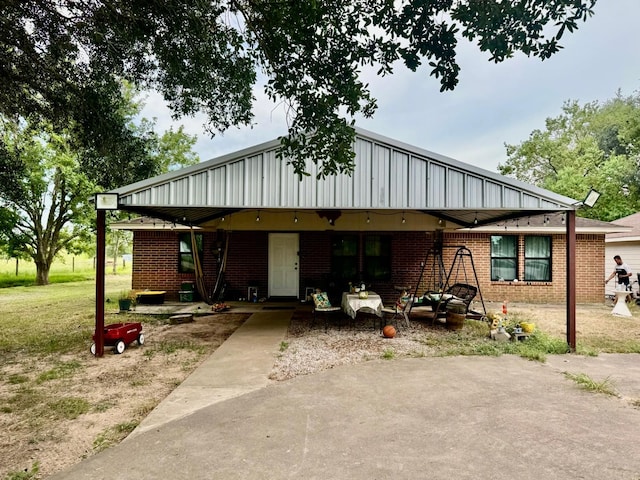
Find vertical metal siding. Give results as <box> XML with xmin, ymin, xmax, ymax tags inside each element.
<box><xmin>154</xmin><ymin>184</ymin><xmax>170</xmax><ymax>204</ymax></box>
<box><xmin>446</xmin><ymin>169</ymin><xmax>465</xmax><ymax>208</ymax></box>
<box><xmin>173</xmin><ymin>178</ymin><xmax>189</xmax><ymax>205</ymax></box>
<box><xmin>227</xmin><ymin>161</ymin><xmax>244</xmax><ymax>206</ymax></box>
<box><xmin>245</xmin><ymin>154</ymin><xmax>263</xmax><ymax>206</ymax></box>
<box><xmin>317</xmin><ymin>171</ymin><xmax>336</xmax><ymax>207</ymax></box>
<box><xmin>114</xmin><ymin>131</ymin><xmax>575</xmax><ymax>213</ymax></box>
<box><xmin>465</xmin><ymin>175</ymin><xmax>484</xmax><ymax>208</ymax></box>
<box><xmin>371</xmin><ymin>144</ymin><xmax>390</xmax><ymax>208</ymax></box>
<box><xmin>485</xmin><ymin>181</ymin><xmax>502</xmax><ymax>207</ymax></box>
<box><xmin>299</xmin><ymin>158</ymin><xmax>317</xmax><ymax>207</ymax></box>
<box><xmin>192</xmin><ymin>172</ymin><xmax>207</xmax><ymax>205</ymax></box>
<box><xmin>279</xmin><ymin>157</ymin><xmax>299</xmax><ymax>207</ymax></box>
<box><xmin>353</xmin><ymin>138</ymin><xmax>372</xmax><ymax>208</ymax></box>
<box><xmin>504</xmin><ymin>187</ymin><xmax>521</xmax><ymax>207</ymax></box>
<box><xmin>408</xmin><ymin>155</ymin><xmax>427</xmax><ymax>208</ymax></box>
<box><xmin>210</xmin><ymin>166</ymin><xmax>226</xmax><ymax>204</ymax></box>
<box><xmin>428</xmin><ymin>163</ymin><xmax>446</xmax><ymax>207</ymax></box>
<box><xmin>522</xmin><ymin>193</ymin><xmax>539</xmax><ymax>208</ymax></box>
<box><xmin>263</xmin><ymin>151</ymin><xmax>280</xmax><ymax>206</ymax></box>
<box><xmin>390</xmin><ymin>151</ymin><xmax>409</xmax><ymax>208</ymax></box>
<box><xmin>335</xmin><ymin>168</ymin><xmax>353</xmax><ymax>207</ymax></box>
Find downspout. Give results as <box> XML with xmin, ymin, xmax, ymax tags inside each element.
<box><xmin>566</xmin><ymin>209</ymin><xmax>576</xmax><ymax>351</ymax></box>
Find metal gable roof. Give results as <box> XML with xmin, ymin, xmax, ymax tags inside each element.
<box><xmin>111</xmin><ymin>127</ymin><xmax>580</xmax><ymax>227</ymax></box>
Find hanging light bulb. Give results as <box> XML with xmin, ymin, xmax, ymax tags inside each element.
<box><xmin>294</xmin><ymin>211</ymin><xmax>298</xmax><ymax>223</ymax></box>
<box><xmin>221</xmin><ymin>215</ymin><xmax>225</xmax><ymax>222</ymax></box>
<box><xmin>473</xmin><ymin>212</ymin><xmax>478</xmax><ymax>225</ymax></box>
<box><xmin>401</xmin><ymin>211</ymin><xmax>406</xmax><ymax>224</ymax></box>
<box><xmin>562</xmin><ymin>212</ymin><xmax>566</xmax><ymax>225</ymax></box>
<box><xmin>366</xmin><ymin>212</ymin><xmax>370</xmax><ymax>224</ymax></box>
<box><xmin>438</xmin><ymin>218</ymin><xmax>443</xmax><ymax>226</ymax></box>
<box><xmin>256</xmin><ymin>211</ymin><xmax>260</xmax><ymax>222</ymax></box>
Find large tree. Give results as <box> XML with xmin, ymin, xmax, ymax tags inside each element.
<box><xmin>1</xmin><ymin>0</ymin><xmax>596</xmax><ymax>179</ymax></box>
<box><xmin>499</xmin><ymin>92</ymin><xmax>640</xmax><ymax>221</ymax></box>
<box><xmin>0</xmin><ymin>96</ymin><xmax>200</xmax><ymax>285</ymax></box>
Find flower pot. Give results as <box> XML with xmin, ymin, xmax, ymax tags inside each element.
<box><xmin>118</xmin><ymin>299</ymin><xmax>132</xmax><ymax>312</ymax></box>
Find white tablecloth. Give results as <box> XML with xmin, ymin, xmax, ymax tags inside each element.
<box><xmin>341</xmin><ymin>292</ymin><xmax>383</xmax><ymax>319</ymax></box>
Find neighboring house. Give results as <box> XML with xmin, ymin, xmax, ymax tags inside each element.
<box><xmin>107</xmin><ymin>128</ymin><xmax>624</xmax><ymax>308</ymax></box>
<box><xmin>605</xmin><ymin>211</ymin><xmax>640</xmax><ymax>296</ymax></box>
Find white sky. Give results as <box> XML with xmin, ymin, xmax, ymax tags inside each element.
<box><xmin>141</xmin><ymin>0</ymin><xmax>640</xmax><ymax>173</ymax></box>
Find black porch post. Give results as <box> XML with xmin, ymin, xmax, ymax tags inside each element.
<box><xmin>566</xmin><ymin>209</ymin><xmax>576</xmax><ymax>351</ymax></box>
<box><xmin>95</xmin><ymin>209</ymin><xmax>106</xmax><ymax>357</ymax></box>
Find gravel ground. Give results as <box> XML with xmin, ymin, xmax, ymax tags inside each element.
<box><xmin>269</xmin><ymin>300</ymin><xmax>640</xmax><ymax>381</ymax></box>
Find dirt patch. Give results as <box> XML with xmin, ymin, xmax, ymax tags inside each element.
<box><xmin>0</xmin><ymin>312</ymin><xmax>249</xmax><ymax>479</ymax></box>
<box><xmin>2</xmin><ymin>300</ymin><xmax>639</xmax><ymax>478</ymax></box>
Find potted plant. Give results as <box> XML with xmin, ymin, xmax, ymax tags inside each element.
<box><xmin>118</xmin><ymin>290</ymin><xmax>136</xmax><ymax>312</ymax></box>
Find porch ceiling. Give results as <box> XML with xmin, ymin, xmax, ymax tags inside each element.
<box><xmin>117</xmin><ymin>204</ymin><xmax>565</xmax><ymax>229</ymax></box>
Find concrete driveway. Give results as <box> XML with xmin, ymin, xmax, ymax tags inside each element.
<box><xmin>49</xmin><ymin>353</ymin><xmax>640</xmax><ymax>480</ymax></box>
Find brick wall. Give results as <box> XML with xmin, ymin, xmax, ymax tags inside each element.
<box><xmin>131</xmin><ymin>230</ymin><xmax>605</xmax><ymax>304</ymax></box>
<box><xmin>132</xmin><ymin>230</ymin><xmax>221</xmax><ymax>301</ymax></box>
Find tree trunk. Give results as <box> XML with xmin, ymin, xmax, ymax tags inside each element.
<box><xmin>35</xmin><ymin>261</ymin><xmax>50</xmax><ymax>285</ymax></box>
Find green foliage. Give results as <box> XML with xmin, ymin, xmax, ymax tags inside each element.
<box><xmin>500</xmin><ymin>92</ymin><xmax>640</xmax><ymax>221</ymax></box>
<box><xmin>0</xmin><ymin>118</ymin><xmax>97</xmax><ymax>285</ymax></box>
<box><xmin>2</xmin><ymin>462</ymin><xmax>39</xmax><ymax>480</ymax></box>
<box><xmin>382</xmin><ymin>348</ymin><xmax>396</xmax><ymax>360</ymax></box>
<box><xmin>92</xmin><ymin>421</ymin><xmax>139</xmax><ymax>453</ymax></box>
<box><xmin>36</xmin><ymin>361</ymin><xmax>83</xmax><ymax>384</ymax></box>
<box><xmin>564</xmin><ymin>372</ymin><xmax>618</xmax><ymax>396</ymax></box>
<box><xmin>0</xmin><ymin>1</ymin><xmax>596</xmax><ymax>178</ymax></box>
<box><xmin>47</xmin><ymin>397</ymin><xmax>91</xmax><ymax>420</ymax></box>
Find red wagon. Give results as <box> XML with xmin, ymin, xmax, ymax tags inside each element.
<box><xmin>90</xmin><ymin>322</ymin><xmax>144</xmax><ymax>355</ymax></box>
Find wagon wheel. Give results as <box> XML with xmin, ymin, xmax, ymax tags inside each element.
<box><xmin>114</xmin><ymin>340</ymin><xmax>126</xmax><ymax>354</ymax></box>
<box><xmin>137</xmin><ymin>333</ymin><xmax>145</xmax><ymax>346</ymax></box>
<box><xmin>90</xmin><ymin>343</ymin><xmax>96</xmax><ymax>355</ymax></box>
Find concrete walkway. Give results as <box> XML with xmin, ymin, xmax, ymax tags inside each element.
<box><xmin>130</xmin><ymin>309</ymin><xmax>292</xmax><ymax>437</ymax></box>
<box><xmin>47</xmin><ymin>308</ymin><xmax>640</xmax><ymax>480</ymax></box>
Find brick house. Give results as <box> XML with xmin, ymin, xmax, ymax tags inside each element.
<box><xmin>108</xmin><ymin>128</ymin><xmax>624</xmax><ymax>311</ymax></box>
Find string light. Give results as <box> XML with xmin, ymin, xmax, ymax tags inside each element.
<box><xmin>473</xmin><ymin>212</ymin><xmax>478</xmax><ymax>225</ymax></box>
<box><xmin>221</xmin><ymin>216</ymin><xmax>225</xmax><ymax>222</ymax></box>
<box><xmin>294</xmin><ymin>211</ymin><xmax>298</xmax><ymax>223</ymax></box>
<box><xmin>401</xmin><ymin>211</ymin><xmax>406</xmax><ymax>224</ymax></box>
<box><xmin>366</xmin><ymin>212</ymin><xmax>370</xmax><ymax>224</ymax></box>
<box><xmin>256</xmin><ymin>211</ymin><xmax>260</xmax><ymax>222</ymax></box>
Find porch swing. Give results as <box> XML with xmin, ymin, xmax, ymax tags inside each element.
<box><xmin>408</xmin><ymin>246</ymin><xmax>487</xmax><ymax>324</ymax></box>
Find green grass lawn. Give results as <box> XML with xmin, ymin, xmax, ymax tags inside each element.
<box><xmin>0</xmin><ymin>274</ymin><xmax>133</xmax><ymax>356</ymax></box>
<box><xmin>0</xmin><ymin>255</ymin><xmax>131</xmax><ymax>288</ymax></box>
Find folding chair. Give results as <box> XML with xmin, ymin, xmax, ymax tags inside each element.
<box><xmin>311</xmin><ymin>292</ymin><xmax>343</xmax><ymax>331</ymax></box>
<box><xmin>381</xmin><ymin>292</ymin><xmax>412</xmax><ymax>330</ymax></box>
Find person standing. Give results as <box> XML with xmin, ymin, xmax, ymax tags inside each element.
<box><xmin>605</xmin><ymin>255</ymin><xmax>633</xmax><ymax>303</ymax></box>
<box><xmin>606</xmin><ymin>255</ymin><xmax>633</xmax><ymax>288</ymax></box>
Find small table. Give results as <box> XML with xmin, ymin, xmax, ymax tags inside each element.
<box><xmin>341</xmin><ymin>292</ymin><xmax>383</xmax><ymax>320</ymax></box>
<box><xmin>612</xmin><ymin>290</ymin><xmax>633</xmax><ymax>317</ymax></box>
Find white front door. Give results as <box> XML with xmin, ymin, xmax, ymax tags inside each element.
<box><xmin>268</xmin><ymin>233</ymin><xmax>299</xmax><ymax>298</ymax></box>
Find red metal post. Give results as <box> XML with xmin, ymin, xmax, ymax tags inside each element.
<box><xmin>95</xmin><ymin>209</ymin><xmax>106</xmax><ymax>357</ymax></box>
<box><xmin>566</xmin><ymin>210</ymin><xmax>576</xmax><ymax>351</ymax></box>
